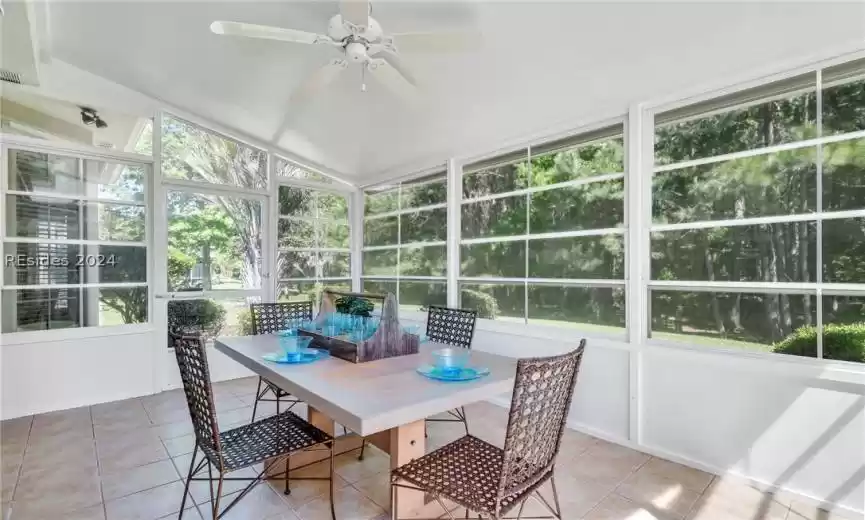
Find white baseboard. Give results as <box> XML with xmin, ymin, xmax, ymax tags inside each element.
<box><xmin>485</xmin><ymin>397</ymin><xmax>864</xmax><ymax>519</ymax></box>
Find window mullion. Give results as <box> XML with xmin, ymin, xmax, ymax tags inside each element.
<box><xmin>447</xmin><ymin>158</ymin><xmax>461</xmax><ymax>308</ymax></box>
<box><xmin>524</xmin><ymin>146</ymin><xmax>531</xmax><ymax>325</ymax></box>
<box><xmin>816</xmin><ymin>69</ymin><xmax>824</xmax><ymax>360</ymax></box>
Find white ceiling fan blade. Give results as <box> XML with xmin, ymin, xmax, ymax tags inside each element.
<box><xmin>368</xmin><ymin>60</ymin><xmax>419</xmax><ymax>104</ymax></box>
<box><xmin>391</xmin><ymin>31</ymin><xmax>482</xmax><ymax>53</ymax></box>
<box><xmin>289</xmin><ymin>59</ymin><xmax>348</xmax><ymax>106</ymax></box>
<box><xmin>380</xmin><ymin>52</ymin><xmax>418</xmax><ymax>87</ymax></box>
<box><xmin>210</xmin><ymin>21</ymin><xmax>323</xmax><ymax>45</ymax></box>
<box><xmin>340</xmin><ymin>0</ymin><xmax>369</xmax><ymax>27</ymax></box>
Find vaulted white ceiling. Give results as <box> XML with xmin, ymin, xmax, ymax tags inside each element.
<box><xmin>48</xmin><ymin>1</ymin><xmax>865</xmax><ymax>184</ymax></box>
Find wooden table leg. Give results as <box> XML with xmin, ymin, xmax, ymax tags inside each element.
<box><xmin>391</xmin><ymin>419</ymin><xmax>426</xmax><ymax>518</ymax></box>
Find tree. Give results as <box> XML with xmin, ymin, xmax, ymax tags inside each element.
<box><xmin>162</xmin><ymin>116</ymin><xmax>265</xmax><ymax>290</ymax></box>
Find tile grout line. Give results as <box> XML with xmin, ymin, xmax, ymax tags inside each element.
<box><xmin>7</xmin><ymin>415</ymin><xmax>36</xmax><ymax>514</ymax></box>
<box><xmin>90</xmin><ymin>405</ymin><xmax>110</xmax><ymax>520</ymax></box>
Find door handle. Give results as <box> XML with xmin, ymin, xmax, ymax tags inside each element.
<box><xmin>155</xmin><ymin>293</ymin><xmax>206</xmax><ymax>300</ymax></box>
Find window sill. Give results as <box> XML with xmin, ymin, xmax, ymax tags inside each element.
<box><xmin>473</xmin><ymin>318</ymin><xmax>631</xmax><ymax>350</ymax></box>
<box><xmin>1</xmin><ymin>324</ymin><xmax>154</xmax><ymax>346</ymax></box>
<box><xmin>644</xmin><ymin>337</ymin><xmax>865</xmax><ymax>384</ymax></box>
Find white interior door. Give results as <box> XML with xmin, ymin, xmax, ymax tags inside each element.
<box><xmin>153</xmin><ymin>184</ymin><xmax>271</xmax><ymax>390</ymax></box>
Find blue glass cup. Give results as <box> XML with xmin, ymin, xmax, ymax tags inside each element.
<box><xmin>281</xmin><ymin>336</ymin><xmax>313</xmax><ymax>361</ymax></box>
<box><xmin>323</xmin><ymin>324</ymin><xmax>340</xmax><ymax>337</ymax></box>
<box><xmin>431</xmin><ymin>348</ymin><xmax>470</xmax><ymax>376</ymax></box>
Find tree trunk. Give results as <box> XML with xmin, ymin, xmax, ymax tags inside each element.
<box><xmin>759</xmin><ymin>228</ymin><xmax>783</xmax><ymax>340</ymax></box>
<box><xmin>799</xmin><ymin>221</ymin><xmax>812</xmax><ymax>325</ymax></box>
<box><xmin>773</xmin><ymin>224</ymin><xmax>793</xmax><ymax>336</ymax></box>
<box><xmin>730</xmin><ymin>198</ymin><xmax>745</xmax><ymax>331</ymax></box>
<box><xmin>703</xmin><ymin>238</ymin><xmax>726</xmax><ymax>337</ymax></box>
<box><xmin>202</xmin><ymin>244</ymin><xmax>212</xmax><ymax>291</ymax></box>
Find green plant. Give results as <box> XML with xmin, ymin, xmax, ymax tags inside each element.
<box><xmin>773</xmin><ymin>323</ymin><xmax>865</xmax><ymax>362</ymax></box>
<box><xmin>335</xmin><ymin>296</ymin><xmax>375</xmax><ymax>317</ymax></box>
<box><xmin>167</xmin><ymin>299</ymin><xmax>227</xmax><ymax>340</ymax></box>
<box><xmin>236</xmin><ymin>308</ymin><xmax>254</xmax><ymax>336</ymax></box>
<box><xmin>460</xmin><ymin>289</ymin><xmax>499</xmax><ymax>320</ymax></box>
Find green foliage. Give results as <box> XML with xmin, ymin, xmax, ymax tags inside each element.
<box><xmin>168</xmin><ymin>249</ymin><xmax>196</xmax><ymax>290</ymax></box>
<box><xmin>167</xmin><ymin>300</ymin><xmax>227</xmax><ymax>340</ymax></box>
<box><xmin>460</xmin><ymin>289</ymin><xmax>499</xmax><ymax>320</ymax></box>
<box><xmin>236</xmin><ymin>308</ymin><xmax>254</xmax><ymax>336</ymax></box>
<box><xmin>773</xmin><ymin>323</ymin><xmax>865</xmax><ymax>363</ymax></box>
<box><xmin>335</xmin><ymin>296</ymin><xmax>375</xmax><ymax>317</ymax></box>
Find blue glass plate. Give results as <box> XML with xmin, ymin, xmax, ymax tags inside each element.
<box><xmin>416</xmin><ymin>365</ymin><xmax>490</xmax><ymax>382</ymax></box>
<box><xmin>262</xmin><ymin>348</ymin><xmax>328</xmax><ymax>364</ymax></box>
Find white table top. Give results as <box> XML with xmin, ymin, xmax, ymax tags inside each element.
<box><xmin>214</xmin><ymin>336</ymin><xmax>518</xmax><ymax>436</ymax></box>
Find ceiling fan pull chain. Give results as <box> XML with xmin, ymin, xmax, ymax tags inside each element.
<box><xmin>361</xmin><ymin>66</ymin><xmax>367</xmax><ymax>93</ymax></box>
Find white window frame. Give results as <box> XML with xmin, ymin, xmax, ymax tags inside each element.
<box><xmin>644</xmin><ymin>66</ymin><xmax>865</xmax><ymax>366</ymax></box>
<box><xmin>355</xmin><ymin>49</ymin><xmax>865</xmax><ymax>372</ymax></box>
<box><xmin>273</xmin><ymin>155</ymin><xmax>355</xmax><ymax>302</ymax></box>
<box><xmin>455</xmin><ymin>119</ymin><xmax>628</xmax><ymax>341</ymax></box>
<box><xmin>361</xmin><ymin>168</ymin><xmax>448</xmax><ymax>318</ymax></box>
<box><xmin>0</xmin><ymin>134</ymin><xmax>153</xmax><ymax>343</ymax></box>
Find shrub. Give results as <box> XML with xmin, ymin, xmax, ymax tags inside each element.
<box><xmin>460</xmin><ymin>289</ymin><xmax>499</xmax><ymax>320</ymax></box>
<box><xmin>236</xmin><ymin>308</ymin><xmax>254</xmax><ymax>336</ymax></box>
<box><xmin>167</xmin><ymin>299</ymin><xmax>227</xmax><ymax>340</ymax></box>
<box><xmin>774</xmin><ymin>323</ymin><xmax>865</xmax><ymax>363</ymax></box>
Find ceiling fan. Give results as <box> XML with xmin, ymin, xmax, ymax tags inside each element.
<box><xmin>210</xmin><ymin>0</ymin><xmax>481</xmax><ymax>106</ymax></box>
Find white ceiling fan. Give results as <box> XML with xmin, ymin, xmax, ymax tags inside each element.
<box><xmin>210</xmin><ymin>0</ymin><xmax>481</xmax><ymax>106</ymax></box>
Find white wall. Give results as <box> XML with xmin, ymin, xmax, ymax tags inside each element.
<box><xmin>640</xmin><ymin>347</ymin><xmax>865</xmax><ymax>515</ymax></box>
<box><xmin>2</xmin><ymin>318</ymin><xmax>862</xmax><ymax>515</ymax></box>
<box><xmin>454</xmin><ymin>324</ymin><xmax>865</xmax><ymax>517</ymax></box>
<box><xmin>1</xmin><ymin>331</ymin><xmax>157</xmax><ymax>418</ymax></box>
<box><xmin>0</xmin><ymin>330</ymin><xmax>252</xmax><ymax>419</ymax></box>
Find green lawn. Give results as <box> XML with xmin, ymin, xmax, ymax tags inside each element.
<box><xmin>651</xmin><ymin>331</ymin><xmax>770</xmax><ymax>352</ymax></box>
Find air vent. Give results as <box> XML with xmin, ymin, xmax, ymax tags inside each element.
<box><xmin>0</xmin><ymin>69</ymin><xmax>23</xmax><ymax>84</ymax></box>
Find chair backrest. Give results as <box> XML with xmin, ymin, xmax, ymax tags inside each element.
<box><xmin>167</xmin><ymin>300</ymin><xmax>206</xmax><ymax>336</ymax></box>
<box><xmin>249</xmin><ymin>301</ymin><xmax>313</xmax><ymax>335</ymax></box>
<box><xmin>425</xmin><ymin>305</ymin><xmax>477</xmax><ymax>349</ymax></box>
<box><xmin>171</xmin><ymin>334</ymin><xmax>223</xmax><ymax>465</ymax></box>
<box><xmin>496</xmin><ymin>341</ymin><xmax>586</xmax><ymax>504</ymax></box>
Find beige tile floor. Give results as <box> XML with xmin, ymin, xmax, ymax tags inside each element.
<box><xmin>0</xmin><ymin>376</ymin><xmax>856</xmax><ymax>520</ymax></box>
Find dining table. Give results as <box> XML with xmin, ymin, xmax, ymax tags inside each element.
<box><xmin>214</xmin><ymin>335</ymin><xmax>518</xmax><ymax>518</ymax></box>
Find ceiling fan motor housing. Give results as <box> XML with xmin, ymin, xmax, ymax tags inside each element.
<box><xmin>327</xmin><ymin>14</ymin><xmax>383</xmax><ymax>44</ymax></box>
<box><xmin>345</xmin><ymin>41</ymin><xmax>368</xmax><ymax>62</ymax></box>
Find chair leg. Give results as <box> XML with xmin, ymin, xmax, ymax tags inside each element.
<box><xmin>251</xmin><ymin>377</ymin><xmax>263</xmax><ymax>423</ymax></box>
<box><xmin>212</xmin><ymin>474</ymin><xmax>225</xmax><ymax>519</ymax></box>
<box><xmin>284</xmin><ymin>455</ymin><xmax>291</xmax><ymax>495</ymax></box>
<box><xmin>206</xmin><ymin>460</ymin><xmax>214</xmax><ymax>507</ymax></box>
<box><xmin>358</xmin><ymin>440</ymin><xmax>366</xmax><ymax>461</ymax></box>
<box><xmin>329</xmin><ymin>445</ymin><xmax>336</xmax><ymax>520</ymax></box>
<box><xmin>178</xmin><ymin>443</ymin><xmax>198</xmax><ymax>519</ymax></box>
<box><xmin>460</xmin><ymin>406</ymin><xmax>469</xmax><ymax>436</ymax></box>
<box><xmin>515</xmin><ymin>500</ymin><xmax>526</xmax><ymax>520</ymax></box>
<box><xmin>550</xmin><ymin>475</ymin><xmax>562</xmax><ymax>519</ymax></box>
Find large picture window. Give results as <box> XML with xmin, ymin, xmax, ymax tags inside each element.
<box><xmin>458</xmin><ymin>126</ymin><xmax>627</xmax><ymax>332</ymax></box>
<box><xmin>362</xmin><ymin>171</ymin><xmax>448</xmax><ymax>311</ymax></box>
<box><xmin>278</xmin><ymin>162</ymin><xmax>351</xmax><ymax>304</ymax></box>
<box><xmin>2</xmin><ymin>149</ymin><xmax>150</xmax><ymax>332</ymax></box>
<box><xmin>160</xmin><ymin>114</ymin><xmax>269</xmax><ymax>342</ymax></box>
<box><xmin>650</xmin><ymin>62</ymin><xmax>865</xmax><ymax>362</ymax></box>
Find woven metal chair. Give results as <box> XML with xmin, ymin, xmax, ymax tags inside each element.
<box><xmin>250</xmin><ymin>301</ymin><xmax>369</xmax><ymax>461</ymax></box>
<box><xmin>249</xmin><ymin>301</ymin><xmax>312</xmax><ymax>421</ymax></box>
<box><xmin>172</xmin><ymin>334</ymin><xmax>336</xmax><ymax>520</ymax></box>
<box><xmin>391</xmin><ymin>341</ymin><xmax>586</xmax><ymax>520</ymax></box>
<box><xmin>424</xmin><ymin>305</ymin><xmax>478</xmax><ymax>435</ymax></box>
